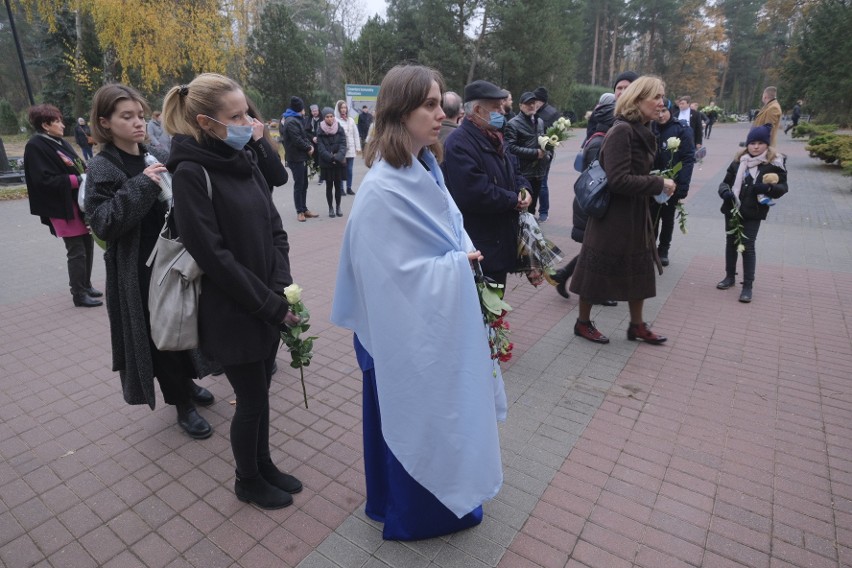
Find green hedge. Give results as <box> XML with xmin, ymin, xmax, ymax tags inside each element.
<box><xmin>791</xmin><ymin>122</ymin><xmax>837</xmax><ymax>139</ymax></box>
<box><xmin>567</xmin><ymin>84</ymin><xmax>611</xmax><ymax>119</ymax></box>
<box><xmin>0</xmin><ymin>100</ymin><xmax>19</xmax><ymax>135</ymax></box>
<box><xmin>805</xmin><ymin>133</ymin><xmax>852</xmax><ymax>175</ymax></box>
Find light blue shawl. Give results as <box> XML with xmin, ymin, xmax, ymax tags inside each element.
<box><xmin>331</xmin><ymin>149</ymin><xmax>507</xmax><ymax>518</ymax></box>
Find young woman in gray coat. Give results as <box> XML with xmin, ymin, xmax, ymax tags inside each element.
<box><xmin>85</xmin><ymin>84</ymin><xmax>214</xmax><ymax>440</ymax></box>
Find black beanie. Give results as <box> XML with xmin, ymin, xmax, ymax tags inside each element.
<box><xmin>612</xmin><ymin>71</ymin><xmax>639</xmax><ymax>91</ymax></box>
<box><xmin>289</xmin><ymin>96</ymin><xmax>305</xmax><ymax>113</ymax></box>
<box><xmin>533</xmin><ymin>87</ymin><xmax>549</xmax><ymax>104</ymax></box>
<box><xmin>746</xmin><ymin>123</ymin><xmax>772</xmax><ymax>145</ymax></box>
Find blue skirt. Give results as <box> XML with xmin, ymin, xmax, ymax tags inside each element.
<box><xmin>354</xmin><ymin>335</ymin><xmax>483</xmax><ymax>540</ymax></box>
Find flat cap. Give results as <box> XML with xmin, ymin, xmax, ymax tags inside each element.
<box><xmin>519</xmin><ymin>92</ymin><xmax>538</xmax><ymax>104</ymax></box>
<box><xmin>464</xmin><ymin>80</ymin><xmax>507</xmax><ymax>102</ymax></box>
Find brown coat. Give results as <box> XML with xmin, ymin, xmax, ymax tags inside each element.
<box><xmin>753</xmin><ymin>99</ymin><xmax>782</xmax><ymax>148</ymax></box>
<box><xmin>569</xmin><ymin>119</ymin><xmax>664</xmax><ymax>301</ymax></box>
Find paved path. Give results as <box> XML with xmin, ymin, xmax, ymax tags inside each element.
<box><xmin>1</xmin><ymin>123</ymin><xmax>851</xmax><ymax>567</ymax></box>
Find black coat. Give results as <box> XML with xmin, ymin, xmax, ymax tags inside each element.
<box><xmin>282</xmin><ymin>114</ymin><xmax>312</xmax><ymax>163</ymax></box>
<box><xmin>654</xmin><ymin>116</ymin><xmax>696</xmax><ymax>199</ymax></box>
<box><xmin>536</xmin><ymin>103</ymin><xmax>560</xmax><ymax>129</ymax></box>
<box><xmin>357</xmin><ymin>111</ymin><xmax>373</xmax><ymax>141</ymax></box>
<box><xmin>168</xmin><ymin>134</ymin><xmax>292</xmax><ymax>366</ymax></box>
<box><xmin>442</xmin><ymin>119</ymin><xmax>529</xmax><ymax>275</ymax></box>
<box><xmin>317</xmin><ymin>127</ymin><xmax>346</xmax><ymax>169</ymax></box>
<box><xmin>85</xmin><ymin>143</ymin><xmax>211</xmax><ymax>409</ymax></box>
<box><xmin>74</xmin><ymin>124</ymin><xmax>92</xmax><ymax>148</ymax></box>
<box><xmin>718</xmin><ymin>159</ymin><xmax>788</xmax><ymax>221</ymax></box>
<box><xmin>24</xmin><ymin>134</ymin><xmax>83</xmax><ymax>233</ymax></box>
<box><xmin>505</xmin><ymin>113</ymin><xmax>550</xmax><ymax>180</ymax></box>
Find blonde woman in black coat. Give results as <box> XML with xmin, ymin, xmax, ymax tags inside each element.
<box><xmin>162</xmin><ymin>73</ymin><xmax>301</xmax><ymax>510</ymax></box>
<box><xmin>85</xmin><ymin>84</ymin><xmax>214</xmax><ymax>441</ymax></box>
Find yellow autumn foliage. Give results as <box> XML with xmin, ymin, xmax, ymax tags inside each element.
<box><xmin>19</xmin><ymin>0</ymin><xmax>251</xmax><ymax>90</ymax></box>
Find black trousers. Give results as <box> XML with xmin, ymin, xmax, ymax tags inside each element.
<box><xmin>724</xmin><ymin>214</ymin><xmax>761</xmax><ymax>283</ymax></box>
<box><xmin>62</xmin><ymin>234</ymin><xmax>94</xmax><ymax>296</ymax></box>
<box><xmin>527</xmin><ymin>177</ymin><xmax>543</xmax><ymax>217</ymax></box>
<box><xmin>222</xmin><ymin>342</ymin><xmax>278</xmax><ymax>478</ymax></box>
<box><xmin>290</xmin><ymin>161</ymin><xmax>308</xmax><ymax>213</ymax></box>
<box><xmin>650</xmin><ymin>196</ymin><xmax>678</xmax><ymax>254</ymax></box>
<box><xmin>323</xmin><ymin>167</ymin><xmax>343</xmax><ymax>208</ymax></box>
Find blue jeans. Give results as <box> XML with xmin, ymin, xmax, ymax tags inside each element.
<box><xmin>289</xmin><ymin>161</ymin><xmax>308</xmax><ymax>213</ymax></box>
<box><xmin>345</xmin><ymin>157</ymin><xmax>354</xmax><ymax>191</ymax></box>
<box><xmin>538</xmin><ymin>170</ymin><xmax>550</xmax><ymax>217</ymax></box>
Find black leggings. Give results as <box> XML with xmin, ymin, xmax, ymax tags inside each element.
<box><xmin>322</xmin><ymin>167</ymin><xmax>343</xmax><ymax>208</ymax></box>
<box><xmin>222</xmin><ymin>343</ymin><xmax>278</xmax><ymax>478</ymax></box>
<box><xmin>724</xmin><ymin>214</ymin><xmax>761</xmax><ymax>283</ymax></box>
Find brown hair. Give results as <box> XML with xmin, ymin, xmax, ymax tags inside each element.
<box><xmin>89</xmin><ymin>84</ymin><xmax>149</xmax><ymax>144</ymax></box>
<box><xmin>364</xmin><ymin>65</ymin><xmax>445</xmax><ymax>169</ymax></box>
<box><xmin>27</xmin><ymin>104</ymin><xmax>63</xmax><ymax>133</ymax></box>
<box><xmin>615</xmin><ymin>76</ymin><xmax>665</xmax><ymax>123</ymax></box>
<box><xmin>161</xmin><ymin>73</ymin><xmax>243</xmax><ymax>143</ymax></box>
<box><xmin>89</xmin><ymin>84</ymin><xmax>150</xmax><ymax>144</ymax></box>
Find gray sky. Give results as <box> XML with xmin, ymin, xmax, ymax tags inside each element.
<box><xmin>362</xmin><ymin>0</ymin><xmax>387</xmax><ymax>19</ymax></box>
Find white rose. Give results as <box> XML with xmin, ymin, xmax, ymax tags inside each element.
<box><xmin>538</xmin><ymin>136</ymin><xmax>550</xmax><ymax>151</ymax></box>
<box><xmin>736</xmin><ymin>244</ymin><xmax>745</xmax><ymax>253</ymax></box>
<box><xmin>666</xmin><ymin>137</ymin><xmax>681</xmax><ymax>152</ymax></box>
<box><xmin>283</xmin><ymin>283</ymin><xmax>303</xmax><ymax>304</ymax></box>
<box><xmin>549</xmin><ymin>134</ymin><xmax>560</xmax><ymax>145</ymax></box>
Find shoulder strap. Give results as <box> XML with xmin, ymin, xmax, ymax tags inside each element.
<box><xmin>200</xmin><ymin>166</ymin><xmax>212</xmax><ymax>200</ymax></box>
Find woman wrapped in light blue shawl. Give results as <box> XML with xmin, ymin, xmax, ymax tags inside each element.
<box><xmin>331</xmin><ymin>65</ymin><xmax>507</xmax><ymax>540</ymax></box>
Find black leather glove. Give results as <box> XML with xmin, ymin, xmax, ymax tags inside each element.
<box><xmin>753</xmin><ymin>182</ymin><xmax>770</xmax><ymax>193</ymax></box>
<box><xmin>718</xmin><ymin>186</ymin><xmax>734</xmax><ymax>201</ymax></box>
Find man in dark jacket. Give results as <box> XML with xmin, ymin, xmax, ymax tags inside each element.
<box><xmin>505</xmin><ymin>91</ymin><xmax>550</xmax><ymax>218</ymax></box>
<box><xmin>784</xmin><ymin>100</ymin><xmax>802</xmax><ymax>134</ymax></box>
<box><xmin>532</xmin><ymin>86</ymin><xmax>560</xmax><ymax>222</ymax></box>
<box><xmin>357</xmin><ymin>105</ymin><xmax>373</xmax><ymax>146</ymax></box>
<box><xmin>281</xmin><ymin>96</ymin><xmax>317</xmax><ymax>222</ymax></box>
<box><xmin>442</xmin><ymin>79</ymin><xmax>531</xmax><ymax>286</ymax></box>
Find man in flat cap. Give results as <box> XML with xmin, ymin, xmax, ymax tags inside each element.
<box><xmin>505</xmin><ymin>92</ymin><xmax>550</xmax><ymax>220</ymax></box>
<box><xmin>442</xmin><ymin>80</ymin><xmax>532</xmax><ymax>287</ymax></box>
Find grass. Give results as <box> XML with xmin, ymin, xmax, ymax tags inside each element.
<box><xmin>0</xmin><ymin>186</ymin><xmax>28</xmax><ymax>200</ymax></box>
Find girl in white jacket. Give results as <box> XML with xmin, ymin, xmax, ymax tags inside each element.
<box><xmin>335</xmin><ymin>100</ymin><xmax>361</xmax><ymax>194</ymax></box>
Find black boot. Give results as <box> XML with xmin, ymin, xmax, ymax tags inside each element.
<box><xmin>235</xmin><ymin>472</ymin><xmax>293</xmax><ymax>509</ymax></box>
<box><xmin>73</xmin><ymin>292</ymin><xmax>103</xmax><ymax>307</ymax></box>
<box><xmin>258</xmin><ymin>459</ymin><xmax>303</xmax><ymax>494</ymax></box>
<box><xmin>336</xmin><ymin>205</ymin><xmax>343</xmax><ymax>217</ymax></box>
<box><xmin>739</xmin><ymin>281</ymin><xmax>753</xmax><ymax>303</ymax></box>
<box><xmin>85</xmin><ymin>287</ymin><xmax>103</xmax><ymax>297</ymax></box>
<box><xmin>176</xmin><ymin>403</ymin><xmax>212</xmax><ymax>439</ymax></box>
<box><xmin>190</xmin><ymin>383</ymin><xmax>215</xmax><ymax>406</ymax></box>
<box><xmin>658</xmin><ymin>248</ymin><xmax>669</xmax><ymax>267</ymax></box>
<box><xmin>553</xmin><ymin>267</ymin><xmax>570</xmax><ymax>299</ymax></box>
<box><xmin>329</xmin><ymin>207</ymin><xmax>336</xmax><ymax>218</ymax></box>
<box><xmin>716</xmin><ymin>275</ymin><xmax>736</xmax><ymax>290</ymax></box>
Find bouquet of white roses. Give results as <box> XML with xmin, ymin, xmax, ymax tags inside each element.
<box><xmin>538</xmin><ymin>116</ymin><xmax>572</xmax><ymax>151</ymax></box>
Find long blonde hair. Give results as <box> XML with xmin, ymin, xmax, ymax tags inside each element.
<box><xmin>615</xmin><ymin>76</ymin><xmax>665</xmax><ymax>123</ymax></box>
<box><xmin>364</xmin><ymin>65</ymin><xmax>445</xmax><ymax>169</ymax></box>
<box><xmin>162</xmin><ymin>73</ymin><xmax>243</xmax><ymax>143</ymax></box>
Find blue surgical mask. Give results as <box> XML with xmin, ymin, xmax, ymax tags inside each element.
<box><xmin>488</xmin><ymin>112</ymin><xmax>505</xmax><ymax>129</ymax></box>
<box><xmin>205</xmin><ymin>116</ymin><xmax>253</xmax><ymax>150</ymax></box>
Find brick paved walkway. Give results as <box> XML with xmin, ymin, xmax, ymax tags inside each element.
<box><xmin>1</xmin><ymin>122</ymin><xmax>850</xmax><ymax>567</ymax></box>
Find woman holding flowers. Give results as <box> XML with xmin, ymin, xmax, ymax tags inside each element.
<box><xmin>24</xmin><ymin>104</ymin><xmax>102</xmax><ymax>308</ymax></box>
<box><xmin>716</xmin><ymin>123</ymin><xmax>787</xmax><ymax>302</ymax></box>
<box><xmin>160</xmin><ymin>73</ymin><xmax>301</xmax><ymax>510</ymax></box>
<box><xmin>332</xmin><ymin>64</ymin><xmax>506</xmax><ymax>540</ymax></box>
<box><xmin>569</xmin><ymin>76</ymin><xmax>675</xmax><ymax>345</ymax></box>
<box><xmin>651</xmin><ymin>98</ymin><xmax>695</xmax><ymax>267</ymax></box>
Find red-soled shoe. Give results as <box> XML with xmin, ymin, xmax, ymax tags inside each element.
<box><xmin>627</xmin><ymin>322</ymin><xmax>667</xmax><ymax>344</ymax></box>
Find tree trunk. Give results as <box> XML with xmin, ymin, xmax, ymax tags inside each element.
<box><xmin>591</xmin><ymin>9</ymin><xmax>599</xmax><ymax>85</ymax></box>
<box><xmin>466</xmin><ymin>2</ymin><xmax>489</xmax><ymax>84</ymax></box>
<box><xmin>608</xmin><ymin>13</ymin><xmax>617</xmax><ymax>86</ymax></box>
<box><xmin>718</xmin><ymin>43</ymin><xmax>730</xmax><ymax>109</ymax></box>
<box><xmin>73</xmin><ymin>9</ymin><xmax>84</xmax><ymax>121</ymax></box>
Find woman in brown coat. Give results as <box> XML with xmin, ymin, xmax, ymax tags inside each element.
<box><xmin>569</xmin><ymin>76</ymin><xmax>675</xmax><ymax>345</ymax></box>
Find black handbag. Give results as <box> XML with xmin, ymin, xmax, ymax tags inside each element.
<box><xmin>573</xmin><ymin>159</ymin><xmax>610</xmax><ymax>219</ymax></box>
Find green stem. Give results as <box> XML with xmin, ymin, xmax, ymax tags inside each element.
<box><xmin>299</xmin><ymin>366</ymin><xmax>308</xmax><ymax>409</ymax></box>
